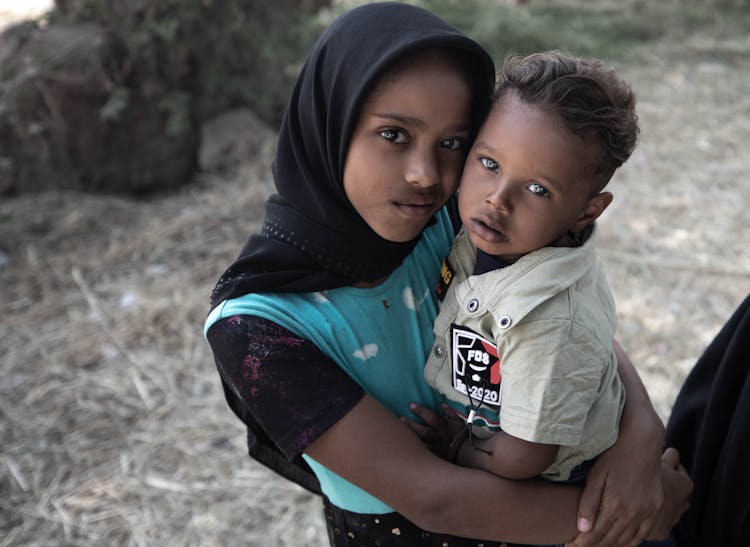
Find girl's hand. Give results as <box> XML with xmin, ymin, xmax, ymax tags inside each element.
<box><xmin>649</xmin><ymin>448</ymin><xmax>693</xmax><ymax>540</ymax></box>
<box><xmin>566</xmin><ymin>447</ymin><xmax>692</xmax><ymax>547</ymax></box>
<box><xmin>566</xmin><ymin>413</ymin><xmax>665</xmax><ymax>546</ymax></box>
<box><xmin>568</xmin><ymin>340</ymin><xmax>689</xmax><ymax>546</ymax></box>
<box><xmin>566</xmin><ymin>447</ymin><xmax>692</xmax><ymax>546</ymax></box>
<box><xmin>402</xmin><ymin>403</ymin><xmax>465</xmax><ymax>461</ymax></box>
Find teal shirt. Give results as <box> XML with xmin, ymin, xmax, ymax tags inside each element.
<box><xmin>205</xmin><ymin>208</ymin><xmax>454</xmax><ymax>513</ymax></box>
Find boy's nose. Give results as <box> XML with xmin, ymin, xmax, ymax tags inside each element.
<box><xmin>486</xmin><ymin>183</ymin><xmax>513</xmax><ymax>214</ymax></box>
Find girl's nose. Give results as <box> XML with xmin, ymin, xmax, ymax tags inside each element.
<box><xmin>404</xmin><ymin>147</ymin><xmax>439</xmax><ymax>188</ymax></box>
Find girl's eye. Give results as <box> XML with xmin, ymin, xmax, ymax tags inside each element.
<box><xmin>379</xmin><ymin>129</ymin><xmax>407</xmax><ymax>143</ymax></box>
<box><xmin>480</xmin><ymin>157</ymin><xmax>498</xmax><ymax>171</ymax></box>
<box><xmin>440</xmin><ymin>137</ymin><xmax>465</xmax><ymax>150</ymax></box>
<box><xmin>527</xmin><ymin>182</ymin><xmax>551</xmax><ymax>197</ymax></box>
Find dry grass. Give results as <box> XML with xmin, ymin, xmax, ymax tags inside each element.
<box><xmin>1</xmin><ymin>132</ymin><xmax>328</xmax><ymax>545</ymax></box>
<box><xmin>2</xmin><ymin>10</ymin><xmax>750</xmax><ymax>547</ymax></box>
<box><xmin>600</xmin><ymin>36</ymin><xmax>750</xmax><ymax>420</ymax></box>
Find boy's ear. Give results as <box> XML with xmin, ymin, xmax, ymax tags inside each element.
<box><xmin>572</xmin><ymin>191</ymin><xmax>613</xmax><ymax>233</ymax></box>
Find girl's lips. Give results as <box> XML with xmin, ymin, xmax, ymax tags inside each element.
<box><xmin>469</xmin><ymin>217</ymin><xmax>508</xmax><ymax>243</ymax></box>
<box><xmin>393</xmin><ymin>201</ymin><xmax>436</xmax><ymax>218</ymax></box>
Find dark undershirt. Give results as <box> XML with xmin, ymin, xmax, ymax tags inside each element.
<box><xmin>473</xmin><ymin>249</ymin><xmax>513</xmax><ymax>275</ymax></box>
<box><xmin>206</xmin><ymin>314</ymin><xmax>365</xmax><ymax>460</ymax></box>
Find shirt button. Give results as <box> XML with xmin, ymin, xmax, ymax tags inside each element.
<box><xmin>467</xmin><ymin>298</ymin><xmax>479</xmax><ymax>312</ymax></box>
<box><xmin>498</xmin><ymin>315</ymin><xmax>512</xmax><ymax>328</ymax></box>
<box><xmin>434</xmin><ymin>344</ymin><xmax>445</xmax><ymax>357</ymax></box>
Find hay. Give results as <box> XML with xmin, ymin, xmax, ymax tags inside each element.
<box><xmin>1</xmin><ymin>136</ymin><xmax>327</xmax><ymax>545</ymax></box>
<box><xmin>599</xmin><ymin>38</ymin><xmax>750</xmax><ymax>420</ymax></box>
<box><xmin>2</xmin><ymin>16</ymin><xmax>750</xmax><ymax>547</ymax></box>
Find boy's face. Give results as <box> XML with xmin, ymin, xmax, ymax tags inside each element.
<box><xmin>343</xmin><ymin>53</ymin><xmax>472</xmax><ymax>242</ymax></box>
<box><xmin>458</xmin><ymin>93</ymin><xmax>610</xmax><ymax>262</ymax></box>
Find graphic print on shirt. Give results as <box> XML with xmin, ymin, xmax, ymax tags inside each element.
<box><xmin>353</xmin><ymin>343</ymin><xmax>378</xmax><ymax>361</ymax></box>
<box><xmin>402</xmin><ymin>286</ymin><xmax>430</xmax><ymax>312</ymax></box>
<box><xmin>450</xmin><ymin>324</ymin><xmax>501</xmax><ymax>407</ymax></box>
<box><xmin>436</xmin><ymin>257</ymin><xmax>455</xmax><ymax>302</ymax></box>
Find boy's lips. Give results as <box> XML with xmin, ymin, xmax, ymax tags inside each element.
<box><xmin>469</xmin><ymin>215</ymin><xmax>508</xmax><ymax>243</ymax></box>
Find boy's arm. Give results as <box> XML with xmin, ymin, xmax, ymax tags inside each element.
<box><xmin>456</xmin><ymin>429</ymin><xmax>559</xmax><ymax>480</ymax></box>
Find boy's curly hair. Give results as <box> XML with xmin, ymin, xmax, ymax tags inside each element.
<box><xmin>495</xmin><ymin>50</ymin><xmax>639</xmax><ymax>189</ymax></box>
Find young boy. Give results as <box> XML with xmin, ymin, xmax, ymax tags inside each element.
<box><xmin>413</xmin><ymin>50</ymin><xmax>639</xmax><ymax>484</ymax></box>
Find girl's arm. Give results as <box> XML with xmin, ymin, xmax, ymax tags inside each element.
<box><xmin>307</xmin><ymin>394</ymin><xmax>582</xmax><ymax>544</ymax></box>
<box><xmin>568</xmin><ymin>339</ymin><xmax>689</xmax><ymax>546</ymax></box>
<box><xmin>210</xmin><ymin>316</ymin><xmax>688</xmax><ymax>544</ymax></box>
<box><xmin>398</xmin><ymin>340</ymin><xmax>690</xmax><ymax>545</ymax></box>
<box><xmin>210</xmin><ymin>314</ymin><xmax>580</xmax><ymax>542</ymax></box>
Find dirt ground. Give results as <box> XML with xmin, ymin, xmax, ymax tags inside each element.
<box><xmin>2</xmin><ymin>5</ymin><xmax>750</xmax><ymax>547</ymax></box>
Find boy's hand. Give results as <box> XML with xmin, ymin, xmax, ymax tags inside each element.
<box><xmin>402</xmin><ymin>403</ymin><xmax>466</xmax><ymax>461</ymax></box>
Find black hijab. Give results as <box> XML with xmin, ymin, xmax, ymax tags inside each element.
<box><xmin>210</xmin><ymin>2</ymin><xmax>495</xmax><ymax>307</ymax></box>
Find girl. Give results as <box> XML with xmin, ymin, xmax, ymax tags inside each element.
<box><xmin>204</xmin><ymin>3</ymin><xmax>689</xmax><ymax>545</ymax></box>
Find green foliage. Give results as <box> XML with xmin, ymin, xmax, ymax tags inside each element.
<box><xmin>99</xmin><ymin>86</ymin><xmax>129</xmax><ymax>122</ymax></box>
<box><xmin>414</xmin><ymin>0</ymin><xmax>648</xmax><ymax>59</ymax></box>
<box><xmin>159</xmin><ymin>91</ymin><xmax>191</xmax><ymax>137</ymax></box>
<box><xmin>49</xmin><ymin>0</ymin><xmax>329</xmax><ymax>128</ymax></box>
<box><xmin>413</xmin><ymin>0</ymin><xmax>750</xmax><ymax>61</ymax></box>
<box><xmin>42</xmin><ymin>0</ymin><xmax>750</xmax><ymax>132</ymax></box>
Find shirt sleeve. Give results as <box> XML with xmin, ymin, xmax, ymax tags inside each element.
<box><xmin>206</xmin><ymin>314</ymin><xmax>365</xmax><ymax>459</ymax></box>
<box><xmin>498</xmin><ymin>318</ymin><xmax>610</xmax><ymax>446</ymax></box>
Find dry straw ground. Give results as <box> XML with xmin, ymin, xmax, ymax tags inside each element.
<box><xmin>2</xmin><ymin>5</ymin><xmax>750</xmax><ymax>547</ymax></box>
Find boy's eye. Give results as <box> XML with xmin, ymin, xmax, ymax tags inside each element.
<box><xmin>379</xmin><ymin>128</ymin><xmax>407</xmax><ymax>143</ymax></box>
<box><xmin>527</xmin><ymin>182</ymin><xmax>551</xmax><ymax>197</ymax></box>
<box><xmin>480</xmin><ymin>157</ymin><xmax>498</xmax><ymax>171</ymax></box>
<box><xmin>440</xmin><ymin>137</ymin><xmax>465</xmax><ymax>150</ymax></box>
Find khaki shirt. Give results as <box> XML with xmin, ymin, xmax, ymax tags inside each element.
<box><xmin>425</xmin><ymin>226</ymin><xmax>625</xmax><ymax>481</ymax></box>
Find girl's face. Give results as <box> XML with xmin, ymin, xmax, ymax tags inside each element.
<box><xmin>458</xmin><ymin>93</ymin><xmax>610</xmax><ymax>262</ymax></box>
<box><xmin>343</xmin><ymin>53</ymin><xmax>472</xmax><ymax>242</ymax></box>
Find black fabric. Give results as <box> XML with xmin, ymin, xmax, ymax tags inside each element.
<box><xmin>322</xmin><ymin>496</ymin><xmax>521</xmax><ymax>547</ymax></box>
<box><xmin>665</xmin><ymin>293</ymin><xmax>750</xmax><ymax>547</ymax></box>
<box><xmin>474</xmin><ymin>249</ymin><xmax>514</xmax><ymax>275</ymax></box>
<box><xmin>207</xmin><ymin>315</ymin><xmax>366</xmax><ymax>495</ymax></box>
<box><xmin>209</xmin><ymin>2</ymin><xmax>495</xmax><ymax>304</ymax></box>
<box><xmin>470</xmin><ymin>222</ymin><xmax>593</xmax><ymax>275</ymax></box>
<box><xmin>446</xmin><ymin>194</ymin><xmax>464</xmax><ymax>235</ymax></box>
<box><xmin>206</xmin><ymin>3</ymin><xmax>495</xmax><ymax>497</ymax></box>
